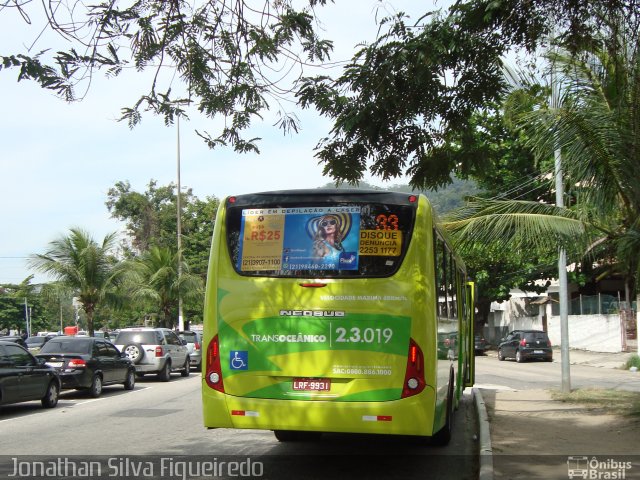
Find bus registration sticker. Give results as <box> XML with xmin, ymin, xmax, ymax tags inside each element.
<box><xmin>292</xmin><ymin>378</ymin><xmax>331</xmax><ymax>391</ymax></box>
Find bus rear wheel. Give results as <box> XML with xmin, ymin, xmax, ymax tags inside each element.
<box><xmin>432</xmin><ymin>371</ymin><xmax>454</xmax><ymax>446</ymax></box>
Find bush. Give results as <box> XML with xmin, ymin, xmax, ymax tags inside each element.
<box><xmin>625</xmin><ymin>354</ymin><xmax>640</xmax><ymax>370</ymax></box>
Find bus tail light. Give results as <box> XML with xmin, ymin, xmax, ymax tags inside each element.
<box><xmin>206</xmin><ymin>335</ymin><xmax>225</xmax><ymax>393</ymax></box>
<box><xmin>402</xmin><ymin>338</ymin><xmax>426</xmax><ymax>398</ymax></box>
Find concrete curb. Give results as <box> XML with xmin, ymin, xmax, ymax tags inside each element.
<box><xmin>473</xmin><ymin>387</ymin><xmax>494</xmax><ymax>480</ymax></box>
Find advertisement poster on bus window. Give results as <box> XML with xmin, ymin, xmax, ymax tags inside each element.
<box><xmin>238</xmin><ymin>207</ymin><xmax>361</xmax><ymax>272</ymax></box>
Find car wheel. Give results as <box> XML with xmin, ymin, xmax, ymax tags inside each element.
<box><xmin>181</xmin><ymin>357</ymin><xmax>190</xmax><ymax>377</ymax></box>
<box><xmin>158</xmin><ymin>361</ymin><xmax>171</xmax><ymax>382</ymax></box>
<box><xmin>89</xmin><ymin>375</ymin><xmax>103</xmax><ymax>398</ymax></box>
<box><xmin>41</xmin><ymin>381</ymin><xmax>60</xmax><ymax>408</ymax></box>
<box><xmin>124</xmin><ymin>369</ymin><xmax>136</xmax><ymax>390</ymax></box>
<box><xmin>123</xmin><ymin>343</ymin><xmax>145</xmax><ymax>364</ymax></box>
<box><xmin>516</xmin><ymin>350</ymin><xmax>524</xmax><ymax>363</ymax></box>
<box><xmin>498</xmin><ymin>348</ymin><xmax>505</xmax><ymax>361</ymax></box>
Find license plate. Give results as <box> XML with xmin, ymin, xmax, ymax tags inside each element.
<box><xmin>46</xmin><ymin>362</ymin><xmax>63</xmax><ymax>368</ymax></box>
<box><xmin>292</xmin><ymin>378</ymin><xmax>331</xmax><ymax>391</ymax></box>
<box><xmin>533</xmin><ymin>350</ymin><xmax>544</xmax><ymax>354</ymax></box>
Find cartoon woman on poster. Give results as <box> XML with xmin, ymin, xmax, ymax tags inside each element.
<box><xmin>311</xmin><ymin>214</ymin><xmax>346</xmax><ymax>261</ymax></box>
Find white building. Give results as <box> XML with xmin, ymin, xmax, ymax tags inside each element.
<box><xmin>484</xmin><ymin>282</ymin><xmax>636</xmax><ymax>353</ymax></box>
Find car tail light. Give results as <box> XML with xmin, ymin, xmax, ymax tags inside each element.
<box><xmin>206</xmin><ymin>335</ymin><xmax>225</xmax><ymax>393</ymax></box>
<box><xmin>68</xmin><ymin>358</ymin><xmax>86</xmax><ymax>368</ymax></box>
<box><xmin>547</xmin><ymin>339</ymin><xmax>552</xmax><ymax>347</ymax></box>
<box><xmin>520</xmin><ymin>339</ymin><xmax>527</xmax><ymax>347</ymax></box>
<box><xmin>155</xmin><ymin>346</ymin><xmax>164</xmax><ymax>357</ymax></box>
<box><xmin>194</xmin><ymin>342</ymin><xmax>201</xmax><ymax>351</ymax></box>
<box><xmin>401</xmin><ymin>338</ymin><xmax>426</xmax><ymax>398</ymax></box>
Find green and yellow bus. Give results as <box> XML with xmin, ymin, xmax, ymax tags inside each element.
<box><xmin>202</xmin><ymin>189</ymin><xmax>474</xmax><ymax>444</ymax></box>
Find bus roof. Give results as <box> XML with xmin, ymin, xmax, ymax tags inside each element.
<box><xmin>227</xmin><ymin>189</ymin><xmax>421</xmax><ymax>206</ymax></box>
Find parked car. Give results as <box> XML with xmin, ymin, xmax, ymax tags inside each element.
<box><xmin>498</xmin><ymin>330</ymin><xmax>553</xmax><ymax>363</ymax></box>
<box><xmin>93</xmin><ymin>331</ymin><xmax>112</xmax><ymax>341</ymax></box>
<box><xmin>0</xmin><ymin>336</ymin><xmax>28</xmax><ymax>349</ymax></box>
<box><xmin>177</xmin><ymin>331</ymin><xmax>202</xmax><ymax>371</ymax></box>
<box><xmin>37</xmin><ymin>336</ymin><xmax>136</xmax><ymax>397</ymax></box>
<box><xmin>25</xmin><ymin>335</ymin><xmax>55</xmax><ymax>354</ymax></box>
<box><xmin>114</xmin><ymin>327</ymin><xmax>190</xmax><ymax>381</ymax></box>
<box><xmin>474</xmin><ymin>334</ymin><xmax>490</xmax><ymax>355</ymax></box>
<box><xmin>0</xmin><ymin>340</ymin><xmax>60</xmax><ymax>409</ymax></box>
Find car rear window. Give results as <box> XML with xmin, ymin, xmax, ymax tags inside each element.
<box><xmin>179</xmin><ymin>332</ymin><xmax>197</xmax><ymax>343</ymax></box>
<box><xmin>115</xmin><ymin>331</ymin><xmax>160</xmax><ymax>345</ymax></box>
<box><xmin>524</xmin><ymin>332</ymin><xmax>549</xmax><ymax>342</ymax></box>
<box><xmin>26</xmin><ymin>337</ymin><xmax>46</xmax><ymax>346</ymax></box>
<box><xmin>40</xmin><ymin>338</ymin><xmax>92</xmax><ymax>354</ymax></box>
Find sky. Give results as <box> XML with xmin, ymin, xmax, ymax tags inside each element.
<box><xmin>0</xmin><ymin>1</ymin><xmax>444</xmax><ymax>284</ymax></box>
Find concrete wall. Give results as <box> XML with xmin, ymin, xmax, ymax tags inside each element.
<box><xmin>483</xmin><ymin>294</ymin><xmax>625</xmax><ymax>352</ymax></box>
<box><xmin>484</xmin><ymin>313</ymin><xmax>542</xmax><ymax>344</ymax></box>
<box><xmin>547</xmin><ymin>314</ymin><xmax>623</xmax><ymax>353</ymax></box>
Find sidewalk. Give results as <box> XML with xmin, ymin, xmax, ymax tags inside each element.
<box><xmin>476</xmin><ymin>349</ymin><xmax>640</xmax><ymax>480</ymax></box>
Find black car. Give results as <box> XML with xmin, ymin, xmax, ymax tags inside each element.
<box><xmin>37</xmin><ymin>336</ymin><xmax>136</xmax><ymax>397</ymax></box>
<box><xmin>0</xmin><ymin>336</ymin><xmax>28</xmax><ymax>349</ymax></box>
<box><xmin>474</xmin><ymin>334</ymin><xmax>489</xmax><ymax>355</ymax></box>
<box><xmin>25</xmin><ymin>335</ymin><xmax>55</xmax><ymax>354</ymax></box>
<box><xmin>0</xmin><ymin>341</ymin><xmax>61</xmax><ymax>409</ymax></box>
<box><xmin>498</xmin><ymin>330</ymin><xmax>553</xmax><ymax>363</ymax></box>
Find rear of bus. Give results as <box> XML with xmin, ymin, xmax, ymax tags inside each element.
<box><xmin>202</xmin><ymin>190</ymin><xmax>452</xmax><ymax>440</ymax></box>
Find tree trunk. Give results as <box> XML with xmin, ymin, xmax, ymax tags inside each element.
<box><xmin>85</xmin><ymin>307</ymin><xmax>95</xmax><ymax>337</ymax></box>
<box><xmin>164</xmin><ymin>306</ymin><xmax>174</xmax><ymax>329</ymax></box>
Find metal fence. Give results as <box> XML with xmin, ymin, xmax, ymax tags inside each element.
<box><xmin>551</xmin><ymin>293</ymin><xmax>637</xmax><ymax>316</ymax></box>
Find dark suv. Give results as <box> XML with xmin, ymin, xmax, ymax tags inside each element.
<box><xmin>498</xmin><ymin>330</ymin><xmax>553</xmax><ymax>363</ymax></box>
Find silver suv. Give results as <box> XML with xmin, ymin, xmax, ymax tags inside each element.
<box><xmin>177</xmin><ymin>331</ymin><xmax>202</xmax><ymax>371</ymax></box>
<box><xmin>114</xmin><ymin>328</ymin><xmax>190</xmax><ymax>381</ymax></box>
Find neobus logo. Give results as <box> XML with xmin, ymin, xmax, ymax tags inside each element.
<box><xmin>279</xmin><ymin>310</ymin><xmax>345</xmax><ymax>317</ymax></box>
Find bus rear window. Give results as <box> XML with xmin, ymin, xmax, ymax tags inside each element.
<box><xmin>225</xmin><ymin>193</ymin><xmax>416</xmax><ymax>278</ymax></box>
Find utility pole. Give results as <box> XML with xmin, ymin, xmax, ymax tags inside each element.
<box><xmin>23</xmin><ymin>298</ymin><xmax>30</xmax><ymax>337</ymax></box>
<box><xmin>177</xmin><ymin>116</ymin><xmax>185</xmax><ymax>331</ymax></box>
<box><xmin>551</xmin><ymin>46</ymin><xmax>571</xmax><ymax>393</ymax></box>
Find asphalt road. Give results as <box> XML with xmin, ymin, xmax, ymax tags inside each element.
<box><xmin>474</xmin><ymin>352</ymin><xmax>640</xmax><ymax>392</ymax></box>
<box><xmin>0</xmin><ymin>372</ymin><xmax>479</xmax><ymax>480</ymax></box>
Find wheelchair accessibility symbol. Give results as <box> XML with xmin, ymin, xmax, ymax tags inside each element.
<box><xmin>230</xmin><ymin>351</ymin><xmax>248</xmax><ymax>370</ymax></box>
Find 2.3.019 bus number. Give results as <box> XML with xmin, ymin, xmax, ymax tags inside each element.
<box><xmin>335</xmin><ymin>327</ymin><xmax>393</xmax><ymax>344</ymax></box>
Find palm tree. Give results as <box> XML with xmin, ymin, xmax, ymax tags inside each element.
<box><xmin>445</xmin><ymin>14</ymin><xmax>640</xmax><ymax>304</ymax></box>
<box><xmin>29</xmin><ymin>228</ymin><xmax>125</xmax><ymax>336</ymax></box>
<box><xmin>126</xmin><ymin>246</ymin><xmax>203</xmax><ymax>328</ymax></box>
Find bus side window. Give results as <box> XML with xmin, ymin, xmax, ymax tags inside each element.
<box><xmin>447</xmin><ymin>252</ymin><xmax>457</xmax><ymax>320</ymax></box>
<box><xmin>434</xmin><ymin>234</ymin><xmax>447</xmax><ymax>319</ymax></box>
